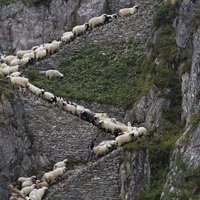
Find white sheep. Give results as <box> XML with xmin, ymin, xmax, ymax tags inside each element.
<box><xmin>16</xmin><ymin>50</ymin><xmax>32</xmax><ymax>59</ymax></box>
<box><xmin>115</xmin><ymin>131</ymin><xmax>135</xmax><ymax>146</ymax></box>
<box><xmin>1</xmin><ymin>65</ymin><xmax>19</xmax><ymax>76</ymax></box>
<box><xmin>10</xmin><ymin>58</ymin><xmax>20</xmax><ymax>66</ymax></box>
<box><xmin>26</xmin><ymin>83</ymin><xmax>43</xmax><ymax>96</ymax></box>
<box><xmin>45</xmin><ymin>69</ymin><xmax>64</xmax><ymax>80</ymax></box>
<box><xmin>72</xmin><ymin>23</ymin><xmax>89</xmax><ymax>36</ymax></box>
<box><xmin>41</xmin><ymin>90</ymin><xmax>56</xmax><ymax>103</ymax></box>
<box><xmin>20</xmin><ymin>184</ymin><xmax>36</xmax><ymax>196</ymax></box>
<box><xmin>44</xmin><ymin>40</ymin><xmax>61</xmax><ymax>55</ymax></box>
<box><xmin>138</xmin><ymin>127</ymin><xmax>147</xmax><ymax>137</ymax></box>
<box><xmin>22</xmin><ymin>52</ymin><xmax>35</xmax><ymax>60</ymax></box>
<box><xmin>4</xmin><ymin>55</ymin><xmax>17</xmax><ymax>65</ymax></box>
<box><xmin>18</xmin><ymin>176</ymin><xmax>37</xmax><ymax>184</ymax></box>
<box><xmin>29</xmin><ymin>187</ymin><xmax>48</xmax><ymax>200</ymax></box>
<box><xmin>36</xmin><ymin>180</ymin><xmax>49</xmax><ymax>189</ymax></box>
<box><xmin>94</xmin><ymin>112</ymin><xmax>108</xmax><ymax>125</ymax></box>
<box><xmin>98</xmin><ymin>140</ymin><xmax>116</xmax><ymax>149</ymax></box>
<box><xmin>98</xmin><ymin>119</ymin><xmax>117</xmax><ymax>133</ymax></box>
<box><xmin>88</xmin><ymin>14</ymin><xmax>108</xmax><ymax>29</ymax></box>
<box><xmin>62</xmin><ymin>101</ymin><xmax>77</xmax><ymax>114</ymax></box>
<box><xmin>9</xmin><ymin>76</ymin><xmax>29</xmax><ymax>87</ymax></box>
<box><xmin>55</xmin><ymin>97</ymin><xmax>64</xmax><ymax>108</ymax></box>
<box><xmin>0</xmin><ymin>63</ymin><xmax>8</xmax><ymax>68</ymax></box>
<box><xmin>42</xmin><ymin>167</ymin><xmax>67</xmax><ymax>183</ymax></box>
<box><xmin>61</xmin><ymin>32</ymin><xmax>75</xmax><ymax>44</ymax></box>
<box><xmin>10</xmin><ymin>71</ymin><xmax>21</xmax><ymax>77</ymax></box>
<box><xmin>20</xmin><ymin>57</ymin><xmax>32</xmax><ymax>67</ymax></box>
<box><xmin>119</xmin><ymin>5</ymin><xmax>139</xmax><ymax>18</ymax></box>
<box><xmin>75</xmin><ymin>105</ymin><xmax>90</xmax><ymax>117</ymax></box>
<box><xmin>53</xmin><ymin>158</ymin><xmax>68</xmax><ymax>170</ymax></box>
<box><xmin>35</xmin><ymin>49</ymin><xmax>47</xmax><ymax>61</ymax></box>
<box><xmin>92</xmin><ymin>143</ymin><xmax>112</xmax><ymax>158</ymax></box>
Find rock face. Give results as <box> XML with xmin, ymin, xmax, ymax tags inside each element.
<box><xmin>0</xmin><ymin>0</ymin><xmax>139</xmax><ymax>53</ymax></box>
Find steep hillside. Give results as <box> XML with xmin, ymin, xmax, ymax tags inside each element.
<box><xmin>1</xmin><ymin>0</ymin><xmax>200</xmax><ymax>200</ymax></box>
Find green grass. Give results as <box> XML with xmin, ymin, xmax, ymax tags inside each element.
<box><xmin>26</xmin><ymin>42</ymin><xmax>151</xmax><ymax>108</ymax></box>
<box><xmin>0</xmin><ymin>75</ymin><xmax>14</xmax><ymax>100</ymax></box>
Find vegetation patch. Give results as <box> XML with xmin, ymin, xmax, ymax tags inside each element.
<box><xmin>0</xmin><ymin>76</ymin><xmax>14</xmax><ymax>100</ymax></box>
<box><xmin>26</xmin><ymin>42</ymin><xmax>151</xmax><ymax>108</ymax></box>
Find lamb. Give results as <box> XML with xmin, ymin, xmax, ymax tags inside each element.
<box><xmin>41</xmin><ymin>90</ymin><xmax>56</xmax><ymax>103</ymax></box>
<box><xmin>45</xmin><ymin>69</ymin><xmax>64</xmax><ymax>80</ymax></box>
<box><xmin>8</xmin><ymin>76</ymin><xmax>29</xmax><ymax>87</ymax></box>
<box><xmin>42</xmin><ymin>167</ymin><xmax>67</xmax><ymax>183</ymax></box>
<box><xmin>35</xmin><ymin>49</ymin><xmax>47</xmax><ymax>61</ymax></box>
<box><xmin>20</xmin><ymin>184</ymin><xmax>36</xmax><ymax>196</ymax></box>
<box><xmin>119</xmin><ymin>5</ymin><xmax>139</xmax><ymax>18</ymax></box>
<box><xmin>26</xmin><ymin>83</ymin><xmax>43</xmax><ymax>96</ymax></box>
<box><xmin>29</xmin><ymin>187</ymin><xmax>47</xmax><ymax>200</ymax></box>
<box><xmin>115</xmin><ymin>131</ymin><xmax>135</xmax><ymax>146</ymax></box>
<box><xmin>61</xmin><ymin>32</ymin><xmax>75</xmax><ymax>44</ymax></box>
<box><xmin>10</xmin><ymin>58</ymin><xmax>20</xmax><ymax>66</ymax></box>
<box><xmin>88</xmin><ymin>14</ymin><xmax>108</xmax><ymax>29</ymax></box>
<box><xmin>36</xmin><ymin>180</ymin><xmax>49</xmax><ymax>189</ymax></box>
<box><xmin>55</xmin><ymin>96</ymin><xmax>64</xmax><ymax>108</ymax></box>
<box><xmin>72</xmin><ymin>23</ymin><xmax>89</xmax><ymax>36</ymax></box>
<box><xmin>53</xmin><ymin>158</ymin><xmax>68</xmax><ymax>170</ymax></box>
<box><xmin>62</xmin><ymin>101</ymin><xmax>77</xmax><ymax>114</ymax></box>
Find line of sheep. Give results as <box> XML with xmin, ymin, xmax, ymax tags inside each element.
<box><xmin>0</xmin><ymin>4</ymin><xmax>139</xmax><ymax>77</ymax></box>
<box><xmin>8</xmin><ymin>159</ymin><xmax>69</xmax><ymax>200</ymax></box>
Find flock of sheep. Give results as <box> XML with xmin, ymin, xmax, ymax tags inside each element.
<box><xmin>4</xmin><ymin>5</ymin><xmax>146</xmax><ymax>200</ymax></box>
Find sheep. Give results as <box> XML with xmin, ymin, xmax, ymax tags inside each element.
<box><xmin>34</xmin><ymin>45</ymin><xmax>45</xmax><ymax>54</ymax></box>
<box><xmin>8</xmin><ymin>76</ymin><xmax>29</xmax><ymax>87</ymax></box>
<box><xmin>115</xmin><ymin>131</ymin><xmax>136</xmax><ymax>146</ymax></box>
<box><xmin>62</xmin><ymin>101</ymin><xmax>77</xmax><ymax>114</ymax></box>
<box><xmin>35</xmin><ymin>49</ymin><xmax>47</xmax><ymax>61</ymax></box>
<box><xmin>4</xmin><ymin>55</ymin><xmax>17</xmax><ymax>65</ymax></box>
<box><xmin>22</xmin><ymin>52</ymin><xmax>35</xmax><ymax>60</ymax></box>
<box><xmin>92</xmin><ymin>143</ymin><xmax>112</xmax><ymax>159</ymax></box>
<box><xmin>80</xmin><ymin>110</ymin><xmax>95</xmax><ymax>124</ymax></box>
<box><xmin>10</xmin><ymin>58</ymin><xmax>20</xmax><ymax>66</ymax></box>
<box><xmin>26</xmin><ymin>83</ymin><xmax>43</xmax><ymax>97</ymax></box>
<box><xmin>42</xmin><ymin>167</ymin><xmax>67</xmax><ymax>183</ymax></box>
<box><xmin>55</xmin><ymin>96</ymin><xmax>64</xmax><ymax>108</ymax></box>
<box><xmin>45</xmin><ymin>69</ymin><xmax>64</xmax><ymax>80</ymax></box>
<box><xmin>10</xmin><ymin>71</ymin><xmax>21</xmax><ymax>77</ymax></box>
<box><xmin>36</xmin><ymin>180</ymin><xmax>49</xmax><ymax>189</ymax></box>
<box><xmin>94</xmin><ymin>112</ymin><xmax>108</xmax><ymax>125</ymax></box>
<box><xmin>16</xmin><ymin>50</ymin><xmax>32</xmax><ymax>59</ymax></box>
<box><xmin>41</xmin><ymin>90</ymin><xmax>56</xmax><ymax>103</ymax></box>
<box><xmin>98</xmin><ymin>119</ymin><xmax>117</xmax><ymax>133</ymax></box>
<box><xmin>61</xmin><ymin>31</ymin><xmax>75</xmax><ymax>44</ymax></box>
<box><xmin>119</xmin><ymin>5</ymin><xmax>139</xmax><ymax>18</ymax></box>
<box><xmin>98</xmin><ymin>140</ymin><xmax>116</xmax><ymax>150</ymax></box>
<box><xmin>53</xmin><ymin>158</ymin><xmax>68</xmax><ymax>170</ymax></box>
<box><xmin>29</xmin><ymin>187</ymin><xmax>47</xmax><ymax>200</ymax></box>
<box><xmin>0</xmin><ymin>65</ymin><xmax>19</xmax><ymax>76</ymax></box>
<box><xmin>0</xmin><ymin>63</ymin><xmax>8</xmax><ymax>68</ymax></box>
<box><xmin>138</xmin><ymin>127</ymin><xmax>147</xmax><ymax>137</ymax></box>
<box><xmin>44</xmin><ymin>40</ymin><xmax>61</xmax><ymax>55</ymax></box>
<box><xmin>72</xmin><ymin>23</ymin><xmax>89</xmax><ymax>36</ymax></box>
<box><xmin>20</xmin><ymin>57</ymin><xmax>32</xmax><ymax>67</ymax></box>
<box><xmin>8</xmin><ymin>183</ymin><xmax>24</xmax><ymax>198</ymax></box>
<box><xmin>20</xmin><ymin>184</ymin><xmax>36</xmax><ymax>196</ymax></box>
<box><xmin>106</xmin><ymin>14</ymin><xmax>118</xmax><ymax>23</ymax></box>
<box><xmin>75</xmin><ymin>105</ymin><xmax>90</xmax><ymax>117</ymax></box>
<box><xmin>88</xmin><ymin>14</ymin><xmax>108</xmax><ymax>29</ymax></box>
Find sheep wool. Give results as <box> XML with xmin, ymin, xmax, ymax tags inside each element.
<box><xmin>89</xmin><ymin>14</ymin><xmax>108</xmax><ymax>29</ymax></box>
<box><xmin>115</xmin><ymin>131</ymin><xmax>135</xmax><ymax>146</ymax></box>
<box><xmin>36</xmin><ymin>49</ymin><xmax>47</xmax><ymax>61</ymax></box>
<box><xmin>119</xmin><ymin>5</ymin><xmax>139</xmax><ymax>18</ymax></box>
<box><xmin>61</xmin><ymin>32</ymin><xmax>75</xmax><ymax>44</ymax></box>
<box><xmin>53</xmin><ymin>159</ymin><xmax>68</xmax><ymax>170</ymax></box>
<box><xmin>29</xmin><ymin>187</ymin><xmax>47</xmax><ymax>200</ymax></box>
<box><xmin>72</xmin><ymin>23</ymin><xmax>89</xmax><ymax>36</ymax></box>
<box><xmin>45</xmin><ymin>69</ymin><xmax>64</xmax><ymax>80</ymax></box>
<box><xmin>9</xmin><ymin>77</ymin><xmax>29</xmax><ymax>88</ymax></box>
<box><xmin>27</xmin><ymin>83</ymin><xmax>43</xmax><ymax>96</ymax></box>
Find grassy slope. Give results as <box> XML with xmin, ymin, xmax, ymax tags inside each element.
<box><xmin>26</xmin><ymin>41</ymin><xmax>150</xmax><ymax>108</ymax></box>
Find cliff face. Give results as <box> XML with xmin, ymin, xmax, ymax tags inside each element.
<box><xmin>0</xmin><ymin>0</ymin><xmax>134</xmax><ymax>53</ymax></box>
